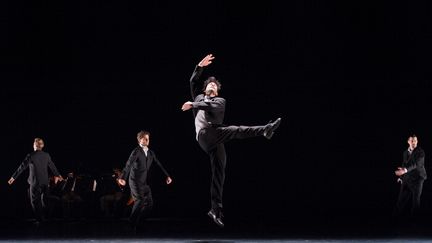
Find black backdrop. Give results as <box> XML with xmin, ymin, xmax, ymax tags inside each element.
<box><xmin>1</xmin><ymin>0</ymin><xmax>432</xmax><ymax>228</ymax></box>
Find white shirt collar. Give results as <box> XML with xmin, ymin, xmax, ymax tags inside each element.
<box><xmin>140</xmin><ymin>145</ymin><xmax>149</xmax><ymax>154</ymax></box>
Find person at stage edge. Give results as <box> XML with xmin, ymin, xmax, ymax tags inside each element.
<box><xmin>394</xmin><ymin>134</ymin><xmax>427</xmax><ymax>219</ymax></box>
<box><xmin>8</xmin><ymin>138</ymin><xmax>63</xmax><ymax>224</ymax></box>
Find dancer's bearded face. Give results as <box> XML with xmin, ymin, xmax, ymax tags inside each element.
<box><xmin>408</xmin><ymin>136</ymin><xmax>418</xmax><ymax>149</ymax></box>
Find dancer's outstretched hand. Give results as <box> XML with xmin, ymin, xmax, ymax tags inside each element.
<box><xmin>166</xmin><ymin>177</ymin><xmax>173</xmax><ymax>185</ymax></box>
<box><xmin>7</xmin><ymin>177</ymin><xmax>14</xmax><ymax>185</ymax></box>
<box><xmin>198</xmin><ymin>54</ymin><xmax>215</xmax><ymax>67</ymax></box>
<box><xmin>182</xmin><ymin>101</ymin><xmax>193</xmax><ymax>111</ymax></box>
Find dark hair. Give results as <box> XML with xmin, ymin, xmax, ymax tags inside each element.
<box><xmin>202</xmin><ymin>76</ymin><xmax>222</xmax><ymax>92</ymax></box>
<box><xmin>408</xmin><ymin>134</ymin><xmax>417</xmax><ymax>139</ymax></box>
<box><xmin>137</xmin><ymin>130</ymin><xmax>150</xmax><ymax>141</ymax></box>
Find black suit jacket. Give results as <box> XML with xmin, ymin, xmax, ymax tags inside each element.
<box><xmin>190</xmin><ymin>65</ymin><xmax>226</xmax><ymax>125</ymax></box>
<box><xmin>120</xmin><ymin>146</ymin><xmax>170</xmax><ymax>186</ymax></box>
<box><xmin>11</xmin><ymin>150</ymin><xmax>61</xmax><ymax>186</ymax></box>
<box><xmin>402</xmin><ymin>147</ymin><xmax>427</xmax><ymax>183</ymax></box>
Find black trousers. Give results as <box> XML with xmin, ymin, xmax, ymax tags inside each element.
<box><xmin>394</xmin><ymin>178</ymin><xmax>425</xmax><ymax>217</ymax></box>
<box><xmin>197</xmin><ymin>125</ymin><xmax>267</xmax><ymax>210</ymax></box>
<box><xmin>129</xmin><ymin>182</ymin><xmax>153</xmax><ymax>225</ymax></box>
<box><xmin>29</xmin><ymin>184</ymin><xmax>49</xmax><ymax>222</ymax></box>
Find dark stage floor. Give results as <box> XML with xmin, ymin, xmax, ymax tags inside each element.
<box><xmin>1</xmin><ymin>216</ymin><xmax>432</xmax><ymax>242</ymax></box>
<box><xmin>2</xmin><ymin>240</ymin><xmax>432</xmax><ymax>243</ymax></box>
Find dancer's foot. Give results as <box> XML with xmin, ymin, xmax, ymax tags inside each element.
<box><xmin>263</xmin><ymin>118</ymin><xmax>282</xmax><ymax>139</ymax></box>
<box><xmin>207</xmin><ymin>208</ymin><xmax>224</xmax><ymax>228</ymax></box>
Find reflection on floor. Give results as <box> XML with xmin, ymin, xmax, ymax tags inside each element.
<box><xmin>0</xmin><ymin>217</ymin><xmax>431</xmax><ymax>242</ymax></box>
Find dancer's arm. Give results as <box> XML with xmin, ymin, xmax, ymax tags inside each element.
<box><xmin>193</xmin><ymin>98</ymin><xmax>225</xmax><ymax>111</ymax></box>
<box><xmin>117</xmin><ymin>148</ymin><xmax>138</xmax><ymax>185</ymax></box>
<box><xmin>182</xmin><ymin>97</ymin><xmax>225</xmax><ymax>112</ymax></box>
<box><xmin>190</xmin><ymin>54</ymin><xmax>215</xmax><ymax>99</ymax></box>
<box><xmin>8</xmin><ymin>154</ymin><xmax>31</xmax><ymax>185</ymax></box>
<box><xmin>395</xmin><ymin>149</ymin><xmax>425</xmax><ymax>176</ymax></box>
<box><xmin>405</xmin><ymin>149</ymin><xmax>425</xmax><ymax>172</ymax></box>
<box><xmin>47</xmin><ymin>154</ymin><xmax>63</xmax><ymax>183</ymax></box>
<box><xmin>152</xmin><ymin>151</ymin><xmax>172</xmax><ymax>185</ymax></box>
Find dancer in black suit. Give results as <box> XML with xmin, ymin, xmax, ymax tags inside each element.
<box><xmin>394</xmin><ymin>134</ymin><xmax>427</xmax><ymax>218</ymax></box>
<box><xmin>181</xmin><ymin>54</ymin><xmax>282</xmax><ymax>227</ymax></box>
<box><xmin>117</xmin><ymin>130</ymin><xmax>172</xmax><ymax>227</ymax></box>
<box><xmin>8</xmin><ymin>138</ymin><xmax>63</xmax><ymax>223</ymax></box>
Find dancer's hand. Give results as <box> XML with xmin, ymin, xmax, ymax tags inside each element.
<box><xmin>166</xmin><ymin>177</ymin><xmax>173</xmax><ymax>185</ymax></box>
<box><xmin>117</xmin><ymin>178</ymin><xmax>126</xmax><ymax>186</ymax></box>
<box><xmin>54</xmin><ymin>176</ymin><xmax>63</xmax><ymax>184</ymax></box>
<box><xmin>181</xmin><ymin>101</ymin><xmax>193</xmax><ymax>111</ymax></box>
<box><xmin>395</xmin><ymin>167</ymin><xmax>407</xmax><ymax>176</ymax></box>
<box><xmin>7</xmin><ymin>177</ymin><xmax>14</xmax><ymax>185</ymax></box>
<box><xmin>198</xmin><ymin>54</ymin><xmax>215</xmax><ymax>67</ymax></box>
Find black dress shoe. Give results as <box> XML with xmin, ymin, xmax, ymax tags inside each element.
<box><xmin>207</xmin><ymin>209</ymin><xmax>224</xmax><ymax>228</ymax></box>
<box><xmin>263</xmin><ymin>117</ymin><xmax>282</xmax><ymax>139</ymax></box>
